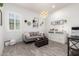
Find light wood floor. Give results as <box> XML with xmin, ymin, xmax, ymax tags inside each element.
<box><xmin>2</xmin><ymin>40</ymin><xmax>67</xmax><ymax>56</ymax></box>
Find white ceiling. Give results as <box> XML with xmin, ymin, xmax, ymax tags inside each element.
<box><xmin>15</xmin><ymin>3</ymin><xmax>71</xmax><ymax>14</ymax></box>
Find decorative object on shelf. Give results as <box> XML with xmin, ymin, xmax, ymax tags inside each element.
<box><xmin>27</xmin><ymin>21</ymin><xmax>31</xmax><ymax>26</ymax></box>
<box><xmin>49</xmin><ymin>28</ymin><xmax>64</xmax><ymax>34</ymax></box>
<box><xmin>49</xmin><ymin>28</ymin><xmax>54</xmax><ymax>33</ymax></box>
<box><xmin>55</xmin><ymin>29</ymin><xmax>58</xmax><ymax>32</ymax></box>
<box><xmin>59</xmin><ymin>19</ymin><xmax>67</xmax><ymax>25</ymax></box>
<box><xmin>24</xmin><ymin>20</ymin><xmax>27</xmax><ymax>23</ymax></box>
<box><xmin>51</xmin><ymin>21</ymin><xmax>56</xmax><ymax>25</ymax></box>
<box><xmin>51</xmin><ymin>19</ymin><xmax>67</xmax><ymax>25</ymax></box>
<box><xmin>0</xmin><ymin>10</ymin><xmax>2</xmax><ymax>26</ymax></box>
<box><xmin>33</xmin><ymin>17</ymin><xmax>39</xmax><ymax>27</ymax></box>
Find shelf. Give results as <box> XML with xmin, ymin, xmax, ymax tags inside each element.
<box><xmin>49</xmin><ymin>32</ymin><xmax>54</xmax><ymax>33</ymax></box>
<box><xmin>49</xmin><ymin>32</ymin><xmax>64</xmax><ymax>34</ymax></box>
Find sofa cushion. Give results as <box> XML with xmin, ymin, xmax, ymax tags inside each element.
<box><xmin>24</xmin><ymin>32</ymin><xmax>44</xmax><ymax>37</ymax></box>
<box><xmin>24</xmin><ymin>32</ymin><xmax>30</xmax><ymax>37</ymax></box>
<box><xmin>30</xmin><ymin>32</ymin><xmax>40</xmax><ymax>36</ymax></box>
<box><xmin>30</xmin><ymin>32</ymin><xmax>34</xmax><ymax>36</ymax></box>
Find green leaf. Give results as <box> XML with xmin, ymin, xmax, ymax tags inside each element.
<box><xmin>0</xmin><ymin>3</ymin><xmax>3</xmax><ymax>7</ymax></box>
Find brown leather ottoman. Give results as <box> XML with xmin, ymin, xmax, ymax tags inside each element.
<box><xmin>35</xmin><ymin>37</ymin><xmax>48</xmax><ymax>47</ymax></box>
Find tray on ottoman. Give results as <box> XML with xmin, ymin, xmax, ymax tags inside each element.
<box><xmin>35</xmin><ymin>37</ymin><xmax>48</xmax><ymax>47</ymax></box>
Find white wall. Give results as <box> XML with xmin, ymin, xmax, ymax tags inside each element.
<box><xmin>47</xmin><ymin>4</ymin><xmax>79</xmax><ymax>43</ymax></box>
<box><xmin>0</xmin><ymin>27</ymin><xmax>3</xmax><ymax>55</ymax></box>
<box><xmin>0</xmin><ymin>7</ymin><xmax>4</xmax><ymax>55</ymax></box>
<box><xmin>3</xmin><ymin>3</ymin><xmax>44</xmax><ymax>42</ymax></box>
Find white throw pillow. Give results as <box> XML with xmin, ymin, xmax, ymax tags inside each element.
<box><xmin>10</xmin><ymin>40</ymin><xmax>16</xmax><ymax>45</ymax></box>
<box><xmin>24</xmin><ymin>33</ymin><xmax>30</xmax><ymax>37</ymax></box>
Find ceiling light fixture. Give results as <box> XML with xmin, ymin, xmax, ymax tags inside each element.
<box><xmin>52</xmin><ymin>5</ymin><xmax>56</xmax><ymax>8</ymax></box>
<box><xmin>40</xmin><ymin>11</ymin><xmax>48</xmax><ymax>18</ymax></box>
<box><xmin>40</xmin><ymin>11</ymin><xmax>48</xmax><ymax>16</ymax></box>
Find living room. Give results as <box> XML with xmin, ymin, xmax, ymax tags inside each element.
<box><xmin>1</xmin><ymin>3</ymin><xmax>79</xmax><ymax>56</ymax></box>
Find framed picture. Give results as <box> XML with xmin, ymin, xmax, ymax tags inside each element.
<box><xmin>33</xmin><ymin>17</ymin><xmax>39</xmax><ymax>27</ymax></box>
<box><xmin>0</xmin><ymin>10</ymin><xmax>2</xmax><ymax>26</ymax></box>
<box><xmin>27</xmin><ymin>21</ymin><xmax>31</xmax><ymax>26</ymax></box>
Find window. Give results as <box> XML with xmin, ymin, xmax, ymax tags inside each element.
<box><xmin>15</xmin><ymin>16</ymin><xmax>20</xmax><ymax>29</ymax></box>
<box><xmin>9</xmin><ymin>13</ymin><xmax>20</xmax><ymax>30</ymax></box>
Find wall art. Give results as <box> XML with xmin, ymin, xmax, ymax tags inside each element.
<box><xmin>40</xmin><ymin>21</ymin><xmax>44</xmax><ymax>26</ymax></box>
<box><xmin>33</xmin><ymin>17</ymin><xmax>39</xmax><ymax>27</ymax></box>
<box><xmin>27</xmin><ymin>21</ymin><xmax>31</xmax><ymax>26</ymax></box>
<box><xmin>24</xmin><ymin>20</ymin><xmax>27</xmax><ymax>23</ymax></box>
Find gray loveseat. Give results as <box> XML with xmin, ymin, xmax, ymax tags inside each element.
<box><xmin>22</xmin><ymin>32</ymin><xmax>44</xmax><ymax>43</ymax></box>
